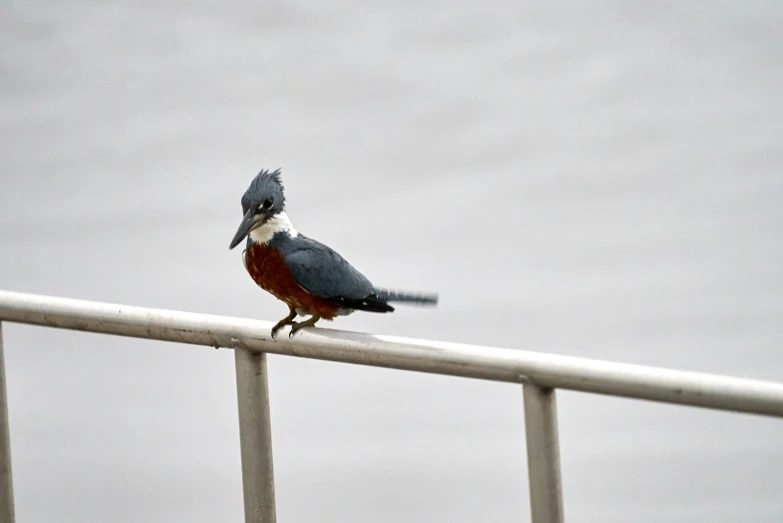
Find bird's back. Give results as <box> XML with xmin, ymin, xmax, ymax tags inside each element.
<box><xmin>268</xmin><ymin>233</ymin><xmax>376</xmax><ymax>301</ymax></box>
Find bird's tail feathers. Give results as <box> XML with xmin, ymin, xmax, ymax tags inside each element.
<box><xmin>373</xmin><ymin>287</ymin><xmax>439</xmax><ymax>306</ymax></box>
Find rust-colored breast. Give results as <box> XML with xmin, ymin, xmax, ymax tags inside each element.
<box><xmin>244</xmin><ymin>243</ymin><xmax>340</xmax><ymax>320</ymax></box>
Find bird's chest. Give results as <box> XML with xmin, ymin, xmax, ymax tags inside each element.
<box><xmin>243</xmin><ymin>243</ymin><xmax>337</xmax><ymax>317</ymax></box>
<box><xmin>243</xmin><ymin>244</ymin><xmax>298</xmax><ymax>298</ymax></box>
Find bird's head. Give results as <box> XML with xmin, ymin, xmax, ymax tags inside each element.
<box><xmin>229</xmin><ymin>168</ymin><xmax>286</xmax><ymax>249</ymax></box>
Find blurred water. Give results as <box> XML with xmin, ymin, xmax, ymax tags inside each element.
<box><xmin>1</xmin><ymin>2</ymin><xmax>782</xmax><ymax>522</ymax></box>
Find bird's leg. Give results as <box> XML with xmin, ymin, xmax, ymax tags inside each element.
<box><xmin>271</xmin><ymin>307</ymin><xmax>298</xmax><ymax>339</ymax></box>
<box><xmin>289</xmin><ymin>314</ymin><xmax>321</xmax><ymax>337</ymax></box>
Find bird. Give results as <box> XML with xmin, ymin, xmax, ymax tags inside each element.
<box><xmin>229</xmin><ymin>168</ymin><xmax>438</xmax><ymax>338</ymax></box>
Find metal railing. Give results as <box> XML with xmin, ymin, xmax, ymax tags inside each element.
<box><xmin>1</xmin><ymin>290</ymin><xmax>782</xmax><ymax>523</ymax></box>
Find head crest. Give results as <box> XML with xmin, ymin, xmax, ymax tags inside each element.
<box><xmin>241</xmin><ymin>168</ymin><xmax>286</xmax><ymax>211</ymax></box>
<box><xmin>252</xmin><ymin>168</ymin><xmax>283</xmax><ymax>190</ymax></box>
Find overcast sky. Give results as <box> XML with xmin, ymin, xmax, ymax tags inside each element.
<box><xmin>1</xmin><ymin>1</ymin><xmax>782</xmax><ymax>522</ymax></box>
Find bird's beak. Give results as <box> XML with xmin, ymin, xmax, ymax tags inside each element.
<box><xmin>229</xmin><ymin>210</ymin><xmax>258</xmax><ymax>250</ymax></box>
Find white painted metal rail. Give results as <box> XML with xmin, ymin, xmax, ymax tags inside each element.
<box><xmin>1</xmin><ymin>290</ymin><xmax>782</xmax><ymax>523</ymax></box>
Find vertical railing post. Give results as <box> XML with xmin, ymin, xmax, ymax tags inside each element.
<box><xmin>235</xmin><ymin>349</ymin><xmax>277</xmax><ymax>523</ymax></box>
<box><xmin>0</xmin><ymin>323</ymin><xmax>16</xmax><ymax>523</ymax></box>
<box><xmin>523</xmin><ymin>383</ymin><xmax>564</xmax><ymax>523</ymax></box>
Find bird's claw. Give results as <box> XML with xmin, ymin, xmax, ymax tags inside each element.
<box><xmin>271</xmin><ymin>324</ymin><xmax>304</xmax><ymax>339</ymax></box>
<box><xmin>289</xmin><ymin>322</ymin><xmax>314</xmax><ymax>337</ymax></box>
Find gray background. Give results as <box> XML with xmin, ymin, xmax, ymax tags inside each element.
<box><xmin>1</xmin><ymin>1</ymin><xmax>782</xmax><ymax>522</ymax></box>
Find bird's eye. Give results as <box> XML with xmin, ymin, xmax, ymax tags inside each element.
<box><xmin>258</xmin><ymin>197</ymin><xmax>274</xmax><ymax>212</ymax></box>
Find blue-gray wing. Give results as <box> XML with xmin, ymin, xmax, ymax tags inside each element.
<box><xmin>282</xmin><ymin>240</ymin><xmax>374</xmax><ymax>300</ymax></box>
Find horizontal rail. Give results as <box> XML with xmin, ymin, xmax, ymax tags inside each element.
<box><xmin>1</xmin><ymin>290</ymin><xmax>783</xmax><ymax>417</ymax></box>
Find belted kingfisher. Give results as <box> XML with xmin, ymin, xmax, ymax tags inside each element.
<box><xmin>229</xmin><ymin>168</ymin><xmax>438</xmax><ymax>338</ymax></box>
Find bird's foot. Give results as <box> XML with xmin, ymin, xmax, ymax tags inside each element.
<box><xmin>271</xmin><ymin>309</ymin><xmax>298</xmax><ymax>339</ymax></box>
<box><xmin>271</xmin><ymin>321</ymin><xmax>296</xmax><ymax>339</ymax></box>
<box><xmin>270</xmin><ymin>323</ymin><xmax>285</xmax><ymax>339</ymax></box>
<box><xmin>288</xmin><ymin>315</ymin><xmax>321</xmax><ymax>338</ymax></box>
